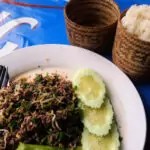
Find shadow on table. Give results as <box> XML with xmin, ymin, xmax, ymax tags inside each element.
<box><xmin>138</xmin><ymin>92</ymin><xmax>150</xmax><ymax>150</ymax></box>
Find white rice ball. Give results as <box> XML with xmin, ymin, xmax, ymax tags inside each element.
<box><xmin>121</xmin><ymin>4</ymin><xmax>150</xmax><ymax>42</ymax></box>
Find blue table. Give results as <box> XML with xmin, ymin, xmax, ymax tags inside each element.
<box><xmin>0</xmin><ymin>0</ymin><xmax>149</xmax><ymax>149</ymax></box>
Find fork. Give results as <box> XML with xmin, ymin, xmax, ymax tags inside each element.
<box><xmin>0</xmin><ymin>65</ymin><xmax>9</xmax><ymax>88</ymax></box>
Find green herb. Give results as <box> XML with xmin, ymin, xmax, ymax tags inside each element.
<box><xmin>58</xmin><ymin>132</ymin><xmax>65</xmax><ymax>141</ymax></box>
<box><xmin>14</xmin><ymin>102</ymin><xmax>21</xmax><ymax>108</ymax></box>
<box><xmin>0</xmin><ymin>124</ymin><xmax>3</xmax><ymax>129</ymax></box>
<box><xmin>21</xmin><ymin>101</ymin><xmax>31</xmax><ymax>111</ymax></box>
<box><xmin>35</xmin><ymin>75</ymin><xmax>43</xmax><ymax>83</ymax></box>
<box><xmin>8</xmin><ymin>120</ymin><xmax>18</xmax><ymax>132</ymax></box>
<box><xmin>67</xmin><ymin>104</ymin><xmax>75</xmax><ymax>110</ymax></box>
<box><xmin>73</xmin><ymin>86</ymin><xmax>78</xmax><ymax>91</ymax></box>
<box><xmin>33</xmin><ymin>89</ymin><xmax>39</xmax><ymax>93</ymax></box>
<box><xmin>32</xmin><ymin>117</ymin><xmax>39</xmax><ymax>125</ymax></box>
<box><xmin>43</xmin><ymin>102</ymin><xmax>52</xmax><ymax>109</ymax></box>
<box><xmin>22</xmin><ymin>83</ymin><xmax>31</xmax><ymax>89</ymax></box>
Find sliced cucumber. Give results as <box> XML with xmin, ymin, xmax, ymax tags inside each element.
<box><xmin>16</xmin><ymin>143</ymin><xmax>60</xmax><ymax>150</ymax></box>
<box><xmin>76</xmin><ymin>147</ymin><xmax>82</xmax><ymax>150</ymax></box>
<box><xmin>81</xmin><ymin>123</ymin><xmax>120</xmax><ymax>150</ymax></box>
<box><xmin>73</xmin><ymin>69</ymin><xmax>106</xmax><ymax>108</ymax></box>
<box><xmin>17</xmin><ymin>143</ymin><xmax>52</xmax><ymax>150</ymax></box>
<box><xmin>81</xmin><ymin>97</ymin><xmax>113</xmax><ymax>136</ymax></box>
<box><xmin>16</xmin><ymin>143</ymin><xmax>80</xmax><ymax>150</ymax></box>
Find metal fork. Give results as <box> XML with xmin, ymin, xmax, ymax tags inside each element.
<box><xmin>0</xmin><ymin>65</ymin><xmax>9</xmax><ymax>88</ymax></box>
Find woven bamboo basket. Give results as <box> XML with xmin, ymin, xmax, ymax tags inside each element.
<box><xmin>64</xmin><ymin>0</ymin><xmax>120</xmax><ymax>54</ymax></box>
<box><xmin>112</xmin><ymin>11</ymin><xmax>150</xmax><ymax>81</ymax></box>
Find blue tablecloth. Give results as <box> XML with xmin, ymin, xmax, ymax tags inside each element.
<box><xmin>0</xmin><ymin>0</ymin><xmax>149</xmax><ymax>149</ymax></box>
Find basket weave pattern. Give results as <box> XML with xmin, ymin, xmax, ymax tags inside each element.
<box><xmin>113</xmin><ymin>13</ymin><xmax>150</xmax><ymax>79</ymax></box>
<box><xmin>64</xmin><ymin>0</ymin><xmax>120</xmax><ymax>53</ymax></box>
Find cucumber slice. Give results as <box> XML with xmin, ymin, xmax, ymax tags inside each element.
<box><xmin>73</xmin><ymin>69</ymin><xmax>106</xmax><ymax>108</ymax></box>
<box><xmin>16</xmin><ymin>143</ymin><xmax>59</xmax><ymax>150</ymax></box>
<box><xmin>81</xmin><ymin>123</ymin><xmax>120</xmax><ymax>150</ymax></box>
<box><xmin>81</xmin><ymin>97</ymin><xmax>113</xmax><ymax>136</ymax></box>
<box><xmin>76</xmin><ymin>147</ymin><xmax>82</xmax><ymax>150</ymax></box>
<box><xmin>16</xmin><ymin>143</ymin><xmax>81</xmax><ymax>150</ymax></box>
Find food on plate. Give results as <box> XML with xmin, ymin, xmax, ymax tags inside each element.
<box><xmin>79</xmin><ymin>97</ymin><xmax>113</xmax><ymax>136</ymax></box>
<box><xmin>81</xmin><ymin>123</ymin><xmax>120</xmax><ymax>150</ymax></box>
<box><xmin>73</xmin><ymin>69</ymin><xmax>106</xmax><ymax>108</ymax></box>
<box><xmin>122</xmin><ymin>4</ymin><xmax>150</xmax><ymax>42</ymax></box>
<box><xmin>0</xmin><ymin>74</ymin><xmax>83</xmax><ymax>150</ymax></box>
<box><xmin>0</xmin><ymin>68</ymin><xmax>120</xmax><ymax>150</ymax></box>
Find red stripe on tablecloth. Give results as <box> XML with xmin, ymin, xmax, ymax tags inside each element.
<box><xmin>0</xmin><ymin>0</ymin><xmax>64</xmax><ymax>9</ymax></box>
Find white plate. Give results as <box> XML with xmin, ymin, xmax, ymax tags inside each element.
<box><xmin>0</xmin><ymin>44</ymin><xmax>146</xmax><ymax>150</ymax></box>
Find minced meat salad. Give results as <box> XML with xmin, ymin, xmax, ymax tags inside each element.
<box><xmin>0</xmin><ymin>73</ymin><xmax>83</xmax><ymax>150</ymax></box>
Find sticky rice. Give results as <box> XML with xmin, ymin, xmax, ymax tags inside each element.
<box><xmin>122</xmin><ymin>5</ymin><xmax>150</xmax><ymax>42</ymax></box>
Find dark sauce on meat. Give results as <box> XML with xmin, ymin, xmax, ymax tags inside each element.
<box><xmin>0</xmin><ymin>73</ymin><xmax>83</xmax><ymax>150</ymax></box>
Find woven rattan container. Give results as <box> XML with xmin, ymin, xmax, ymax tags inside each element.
<box><xmin>64</xmin><ymin>0</ymin><xmax>120</xmax><ymax>53</ymax></box>
<box><xmin>112</xmin><ymin>11</ymin><xmax>150</xmax><ymax>81</ymax></box>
